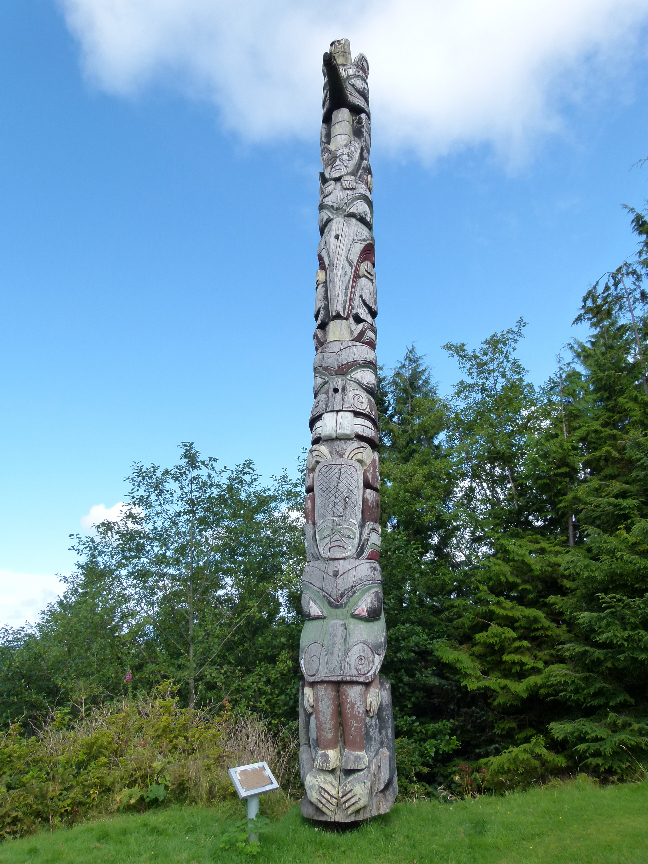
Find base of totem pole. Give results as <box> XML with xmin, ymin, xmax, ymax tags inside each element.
<box><xmin>299</xmin><ymin>676</ymin><xmax>398</xmax><ymax>822</ymax></box>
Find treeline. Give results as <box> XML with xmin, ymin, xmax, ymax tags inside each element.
<box><xmin>0</xmin><ymin>452</ymin><xmax>306</xmax><ymax>727</ymax></box>
<box><xmin>378</xmin><ymin>203</ymin><xmax>648</xmax><ymax>791</ymax></box>
<box><xmin>3</xmin><ymin>204</ymin><xmax>648</xmax><ymax>796</ymax></box>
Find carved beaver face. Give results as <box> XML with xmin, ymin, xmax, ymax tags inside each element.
<box><xmin>314</xmin><ymin>460</ymin><xmax>363</xmax><ymax>559</ymax></box>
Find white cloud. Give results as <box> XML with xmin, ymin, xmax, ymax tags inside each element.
<box><xmin>58</xmin><ymin>0</ymin><xmax>648</xmax><ymax>159</ymax></box>
<box><xmin>0</xmin><ymin>570</ymin><xmax>65</xmax><ymax>630</ymax></box>
<box><xmin>80</xmin><ymin>501</ymin><xmax>127</xmax><ymax>532</ymax></box>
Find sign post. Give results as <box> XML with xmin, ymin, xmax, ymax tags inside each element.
<box><xmin>227</xmin><ymin>761</ymin><xmax>279</xmax><ymax>842</ymax></box>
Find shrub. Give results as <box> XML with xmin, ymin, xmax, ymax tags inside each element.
<box><xmin>0</xmin><ymin>684</ymin><xmax>297</xmax><ymax>840</ymax></box>
<box><xmin>477</xmin><ymin>736</ymin><xmax>566</xmax><ymax>793</ymax></box>
<box><xmin>221</xmin><ymin>713</ymin><xmax>299</xmax><ymax>799</ymax></box>
<box><xmin>550</xmin><ymin>712</ymin><xmax>648</xmax><ymax>779</ymax></box>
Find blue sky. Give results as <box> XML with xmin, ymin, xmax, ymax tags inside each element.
<box><xmin>2</xmin><ymin>0</ymin><xmax>648</xmax><ymax>626</ymax></box>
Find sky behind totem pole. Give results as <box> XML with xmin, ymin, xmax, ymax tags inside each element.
<box><xmin>2</xmin><ymin>0</ymin><xmax>648</xmax><ymax>626</ymax></box>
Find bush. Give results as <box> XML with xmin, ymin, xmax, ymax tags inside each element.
<box><xmin>0</xmin><ymin>684</ymin><xmax>297</xmax><ymax>840</ymax></box>
<box><xmin>477</xmin><ymin>736</ymin><xmax>566</xmax><ymax>793</ymax></box>
<box><xmin>220</xmin><ymin>713</ymin><xmax>299</xmax><ymax>799</ymax></box>
<box><xmin>550</xmin><ymin>712</ymin><xmax>648</xmax><ymax>779</ymax></box>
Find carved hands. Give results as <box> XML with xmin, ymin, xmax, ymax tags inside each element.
<box><xmin>366</xmin><ymin>677</ymin><xmax>381</xmax><ymax>717</ymax></box>
<box><xmin>339</xmin><ymin>768</ymin><xmax>371</xmax><ymax>814</ymax></box>
<box><xmin>304</xmin><ymin>685</ymin><xmax>314</xmax><ymax>713</ymax></box>
<box><xmin>305</xmin><ymin>768</ymin><xmax>339</xmax><ymax>817</ymax></box>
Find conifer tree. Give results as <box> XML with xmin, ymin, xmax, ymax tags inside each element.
<box><xmin>547</xmin><ymin>208</ymin><xmax>648</xmax><ymax>775</ymax></box>
<box><xmin>440</xmin><ymin>322</ymin><xmax>566</xmax><ymax>764</ymax></box>
<box><xmin>377</xmin><ymin>347</ymin><xmax>464</xmax><ymax>783</ymax></box>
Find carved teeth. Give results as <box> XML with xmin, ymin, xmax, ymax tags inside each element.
<box><xmin>320</xmin><ymin>411</ymin><xmax>354</xmax><ymax>440</ymax></box>
<box><xmin>327</xmin><ymin>320</ymin><xmax>352</xmax><ymax>341</ymax></box>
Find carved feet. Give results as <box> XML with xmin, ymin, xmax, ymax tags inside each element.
<box><xmin>315</xmin><ymin>747</ymin><xmax>340</xmax><ymax>770</ymax></box>
<box><xmin>341</xmin><ymin>748</ymin><xmax>368</xmax><ymax>770</ymax></box>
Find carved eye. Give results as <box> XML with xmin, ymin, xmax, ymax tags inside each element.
<box><xmin>347</xmin><ymin>368</ymin><xmax>376</xmax><ymax>393</ymax></box>
<box><xmin>343</xmin><ymin>441</ymin><xmax>373</xmax><ymax>468</ymax></box>
<box><xmin>301</xmin><ymin>593</ymin><xmax>326</xmax><ymax>619</ymax></box>
<box><xmin>350</xmin><ymin>589</ymin><xmax>383</xmax><ymax>620</ymax></box>
<box><xmin>306</xmin><ymin>444</ymin><xmax>331</xmax><ymax>470</ymax></box>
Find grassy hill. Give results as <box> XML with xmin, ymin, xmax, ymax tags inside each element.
<box><xmin>1</xmin><ymin>777</ymin><xmax>646</xmax><ymax>864</ymax></box>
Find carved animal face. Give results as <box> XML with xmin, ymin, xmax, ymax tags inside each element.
<box><xmin>314</xmin><ymin>459</ymin><xmax>363</xmax><ymax>559</ymax></box>
<box><xmin>322</xmin><ymin>137</ymin><xmax>361</xmax><ymax>180</ymax></box>
<box><xmin>341</xmin><ymin>66</ymin><xmax>369</xmax><ymax>115</ymax></box>
<box><xmin>316</xmin><ymin>517</ymin><xmax>360</xmax><ymax>559</ymax></box>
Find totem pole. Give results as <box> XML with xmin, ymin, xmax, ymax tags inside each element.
<box><xmin>299</xmin><ymin>38</ymin><xmax>398</xmax><ymax>822</ymax></box>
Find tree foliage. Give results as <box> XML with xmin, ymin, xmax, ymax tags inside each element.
<box><xmin>0</xmin><ymin>445</ymin><xmax>304</xmax><ymax>727</ymax></box>
<box><xmin>377</xmin><ymin>201</ymin><xmax>648</xmax><ymax>787</ymax></box>
<box><xmin>4</xmin><ymin>198</ymin><xmax>648</xmax><ymax>796</ymax></box>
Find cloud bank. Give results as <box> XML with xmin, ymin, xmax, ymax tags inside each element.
<box><xmin>59</xmin><ymin>0</ymin><xmax>648</xmax><ymax>159</ymax></box>
<box><xmin>80</xmin><ymin>501</ymin><xmax>127</xmax><ymax>532</ymax></box>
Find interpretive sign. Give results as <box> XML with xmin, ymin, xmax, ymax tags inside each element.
<box><xmin>228</xmin><ymin>762</ymin><xmax>279</xmax><ymax>799</ymax></box>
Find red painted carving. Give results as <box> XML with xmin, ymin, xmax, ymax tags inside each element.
<box><xmin>363</xmin><ymin>454</ymin><xmax>380</xmax><ymax>491</ymax></box>
<box><xmin>345</xmin><ymin>243</ymin><xmax>375</xmax><ymax>320</ymax></box>
<box><xmin>362</xmin><ymin>488</ymin><xmax>380</xmax><ymax>523</ymax></box>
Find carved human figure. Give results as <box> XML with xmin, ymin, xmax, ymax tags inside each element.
<box><xmin>299</xmin><ymin>39</ymin><xmax>397</xmax><ymax>822</ymax></box>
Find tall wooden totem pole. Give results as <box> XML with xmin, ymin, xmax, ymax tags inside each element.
<box><xmin>299</xmin><ymin>38</ymin><xmax>398</xmax><ymax>822</ymax></box>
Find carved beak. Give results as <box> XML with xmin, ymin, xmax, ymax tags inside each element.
<box><xmin>322</xmin><ymin>52</ymin><xmax>348</xmax><ymax>122</ymax></box>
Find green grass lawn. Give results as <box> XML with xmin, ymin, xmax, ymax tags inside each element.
<box><xmin>2</xmin><ymin>777</ymin><xmax>646</xmax><ymax>864</ymax></box>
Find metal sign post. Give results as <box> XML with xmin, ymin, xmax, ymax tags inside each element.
<box><xmin>227</xmin><ymin>761</ymin><xmax>279</xmax><ymax>842</ymax></box>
